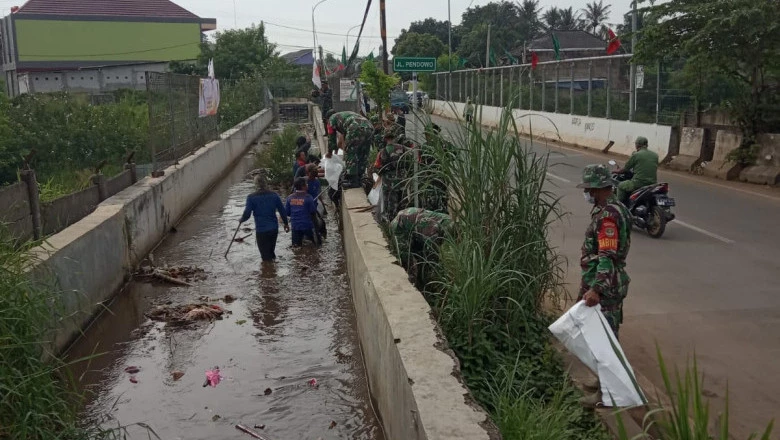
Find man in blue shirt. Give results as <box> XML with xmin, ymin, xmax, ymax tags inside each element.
<box><xmin>285</xmin><ymin>178</ymin><xmax>318</xmax><ymax>247</ymax></box>
<box><xmin>239</xmin><ymin>170</ymin><xmax>289</xmax><ymax>261</ymax></box>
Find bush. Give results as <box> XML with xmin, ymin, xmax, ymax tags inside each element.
<box><xmin>255</xmin><ymin>125</ymin><xmax>299</xmax><ymax>186</ymax></box>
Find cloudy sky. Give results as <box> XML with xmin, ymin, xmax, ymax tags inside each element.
<box><xmin>185</xmin><ymin>0</ymin><xmax>629</xmax><ymax>57</ymax></box>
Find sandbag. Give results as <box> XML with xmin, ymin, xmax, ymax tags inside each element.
<box><xmin>368</xmin><ymin>174</ymin><xmax>382</xmax><ymax>206</ymax></box>
<box><xmin>321</xmin><ymin>154</ymin><xmax>345</xmax><ymax>191</ymax></box>
<box><xmin>548</xmin><ymin>301</ymin><xmax>646</xmax><ymax>407</ymax></box>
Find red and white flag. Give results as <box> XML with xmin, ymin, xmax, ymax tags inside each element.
<box><xmin>312</xmin><ymin>53</ymin><xmax>322</xmax><ymax>89</ymax></box>
<box><xmin>606</xmin><ymin>29</ymin><xmax>621</xmax><ymax>55</ymax></box>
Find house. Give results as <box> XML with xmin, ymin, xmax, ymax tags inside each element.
<box><xmin>281</xmin><ymin>49</ymin><xmax>314</xmax><ymax>66</ymax></box>
<box><xmin>518</xmin><ymin>30</ymin><xmax>611</xmax><ymax>62</ymax></box>
<box><xmin>1</xmin><ymin>0</ymin><xmax>216</xmax><ymax>96</ymax></box>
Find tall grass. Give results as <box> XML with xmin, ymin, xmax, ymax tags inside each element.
<box><xmin>402</xmin><ymin>104</ymin><xmax>606</xmax><ymax>438</ymax></box>
<box><xmin>255</xmin><ymin>125</ymin><xmax>299</xmax><ymax>185</ymax></box>
<box><xmin>0</xmin><ymin>226</ymin><xmax>155</xmax><ymax>439</ymax></box>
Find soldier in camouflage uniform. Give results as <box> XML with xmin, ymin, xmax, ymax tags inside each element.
<box><xmin>376</xmin><ymin>131</ymin><xmax>413</xmax><ymax>223</ymax></box>
<box><xmin>576</xmin><ymin>164</ymin><xmax>632</xmax><ymax>407</ymax></box>
<box><xmin>328</xmin><ymin>111</ymin><xmax>373</xmax><ymax>188</ymax></box>
<box><xmin>320</xmin><ymin>81</ymin><xmax>333</xmax><ymax>127</ymax></box>
<box><xmin>389</xmin><ymin>207</ymin><xmax>452</xmax><ymax>288</ymax></box>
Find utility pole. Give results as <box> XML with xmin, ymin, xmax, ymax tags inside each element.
<box><xmin>485</xmin><ymin>24</ymin><xmax>491</xmax><ymax>68</ymax></box>
<box><xmin>628</xmin><ymin>0</ymin><xmax>638</xmax><ymax>121</ymax></box>
<box><xmin>379</xmin><ymin>0</ymin><xmax>389</xmax><ymax>73</ymax></box>
<box><xmin>448</xmin><ymin>0</ymin><xmax>452</xmax><ymax>101</ymax></box>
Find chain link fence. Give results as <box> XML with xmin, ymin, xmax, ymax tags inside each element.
<box><xmin>431</xmin><ymin>55</ymin><xmax>693</xmax><ymax>126</ymax></box>
<box><xmin>146</xmin><ymin>72</ymin><xmax>219</xmax><ymax>172</ymax></box>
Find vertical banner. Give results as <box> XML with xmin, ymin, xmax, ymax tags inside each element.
<box><xmin>339</xmin><ymin>78</ymin><xmax>358</xmax><ymax>101</ymax></box>
<box><xmin>199</xmin><ymin>78</ymin><xmax>220</xmax><ymax>117</ymax></box>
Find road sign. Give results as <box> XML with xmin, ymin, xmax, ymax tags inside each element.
<box><xmin>393</xmin><ymin>57</ymin><xmax>437</xmax><ymax>72</ymax></box>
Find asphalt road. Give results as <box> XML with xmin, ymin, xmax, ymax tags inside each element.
<box><xmin>426</xmin><ymin>114</ymin><xmax>780</xmax><ymax>438</ymax></box>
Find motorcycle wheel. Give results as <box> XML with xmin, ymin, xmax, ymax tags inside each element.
<box><xmin>646</xmin><ymin>205</ymin><xmax>667</xmax><ymax>238</ymax></box>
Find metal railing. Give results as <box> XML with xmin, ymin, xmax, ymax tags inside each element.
<box><xmin>431</xmin><ymin>54</ymin><xmax>692</xmax><ymax>126</ymax></box>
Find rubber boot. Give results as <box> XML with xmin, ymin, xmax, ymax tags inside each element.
<box><xmin>579</xmin><ymin>390</ymin><xmax>603</xmax><ymax>408</ymax></box>
<box><xmin>582</xmin><ymin>375</ymin><xmax>600</xmax><ymax>393</ymax></box>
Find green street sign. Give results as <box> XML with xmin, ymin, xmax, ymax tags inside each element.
<box><xmin>393</xmin><ymin>57</ymin><xmax>437</xmax><ymax>72</ymax></box>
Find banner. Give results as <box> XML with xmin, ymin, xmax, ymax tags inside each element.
<box><xmin>199</xmin><ymin>78</ymin><xmax>220</xmax><ymax>117</ymax></box>
<box><xmin>339</xmin><ymin>78</ymin><xmax>358</xmax><ymax>102</ymax></box>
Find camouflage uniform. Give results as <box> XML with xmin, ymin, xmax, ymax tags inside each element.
<box><xmin>378</xmin><ymin>141</ymin><xmax>413</xmax><ymax>223</ymax></box>
<box><xmin>577</xmin><ymin>164</ymin><xmax>632</xmax><ymax>337</ymax></box>
<box><xmin>320</xmin><ymin>85</ymin><xmax>333</xmax><ymax>126</ymax></box>
<box><xmin>389</xmin><ymin>207</ymin><xmax>452</xmax><ymax>286</ymax></box>
<box><xmin>329</xmin><ymin>111</ymin><xmax>373</xmax><ymax>183</ymax></box>
<box><xmin>419</xmin><ymin>127</ymin><xmax>449</xmax><ymax>213</ymax></box>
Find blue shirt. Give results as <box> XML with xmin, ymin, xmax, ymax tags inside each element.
<box><xmin>240</xmin><ymin>190</ymin><xmax>288</xmax><ymax>233</ymax></box>
<box><xmin>307</xmin><ymin>178</ymin><xmax>321</xmax><ymax>206</ymax></box>
<box><xmin>285</xmin><ymin>191</ymin><xmax>316</xmax><ymax>230</ymax></box>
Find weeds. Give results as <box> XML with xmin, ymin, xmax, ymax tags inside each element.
<box><xmin>255</xmin><ymin>125</ymin><xmax>299</xmax><ymax>185</ymax></box>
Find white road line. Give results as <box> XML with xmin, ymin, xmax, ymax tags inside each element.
<box><xmin>674</xmin><ymin>219</ymin><xmax>735</xmax><ymax>244</ymax></box>
<box><xmin>546</xmin><ymin>172</ymin><xmax>571</xmax><ymax>183</ymax></box>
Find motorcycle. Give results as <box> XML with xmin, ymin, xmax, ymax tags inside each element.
<box><xmin>608</xmin><ymin>160</ymin><xmax>676</xmax><ymax>238</ymax></box>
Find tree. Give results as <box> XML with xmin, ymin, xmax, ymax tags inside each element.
<box><xmin>408</xmin><ymin>18</ymin><xmax>456</xmax><ymax>49</ymax></box>
<box><xmin>582</xmin><ymin>0</ymin><xmax>612</xmax><ymax>35</ymax></box>
<box><xmin>359</xmin><ymin>60</ymin><xmax>399</xmax><ymax>115</ymax></box>
<box><xmin>559</xmin><ymin>7</ymin><xmax>585</xmax><ymax>31</ymax></box>
<box><xmin>542</xmin><ymin>7</ymin><xmax>561</xmax><ymax>31</ymax></box>
<box><xmin>458</xmin><ymin>3</ymin><xmax>526</xmax><ymax>66</ymax></box>
<box><xmin>636</xmin><ymin>0</ymin><xmax>780</xmax><ymax>161</ymax></box>
<box><xmin>199</xmin><ymin>23</ymin><xmax>277</xmax><ymax>80</ymax></box>
<box><xmin>392</xmin><ymin>32</ymin><xmax>446</xmax><ymax>58</ymax></box>
<box><xmin>516</xmin><ymin>0</ymin><xmax>543</xmax><ymax>41</ymax></box>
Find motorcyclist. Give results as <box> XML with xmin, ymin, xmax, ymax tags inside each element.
<box><xmin>614</xmin><ymin>136</ymin><xmax>659</xmax><ymax>205</ymax></box>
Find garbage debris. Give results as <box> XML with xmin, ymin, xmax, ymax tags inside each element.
<box><xmin>212</xmin><ymin>414</ymin><xmax>221</xmax><ymax>422</ymax></box>
<box><xmin>254</xmin><ymin>424</ymin><xmax>266</xmax><ymax>430</ymax></box>
<box><xmin>308</xmin><ymin>378</ymin><xmax>318</xmax><ymax>388</ymax></box>
<box><xmin>236</xmin><ymin>319</ymin><xmax>247</xmax><ymax>325</ymax></box>
<box><xmin>236</xmin><ymin>424</ymin><xmax>273</xmax><ymax>439</ymax></box>
<box><xmin>263</xmin><ymin>388</ymin><xmax>272</xmax><ymax>396</ymax></box>
<box><xmin>124</xmin><ymin>366</ymin><xmax>140</xmax><ymax>374</ymax></box>
<box><xmin>172</xmin><ymin>371</ymin><xmax>185</xmax><ymax>381</ymax></box>
<box><xmin>204</xmin><ymin>367</ymin><xmax>223</xmax><ymax>387</ymax></box>
<box><xmin>329</xmin><ymin>421</ymin><xmax>337</xmax><ymax>429</ymax></box>
<box><xmin>136</xmin><ymin>265</ymin><xmax>207</xmax><ymax>286</ymax></box>
<box><xmin>241</xmin><ymin>227</ymin><xmax>253</xmax><ymax>233</ymax></box>
<box><xmin>146</xmin><ymin>304</ymin><xmax>224</xmax><ymax>323</ymax></box>
<box><xmin>224</xmin><ymin>294</ymin><xmax>236</xmax><ymax>303</ymax></box>
<box><xmin>129</xmin><ymin>376</ymin><xmax>138</xmax><ymax>384</ymax></box>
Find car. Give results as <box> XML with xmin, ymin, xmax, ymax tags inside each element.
<box><xmin>390</xmin><ymin>89</ymin><xmax>409</xmax><ymax>114</ymax></box>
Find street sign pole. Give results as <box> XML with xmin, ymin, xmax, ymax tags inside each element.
<box><xmin>413</xmin><ymin>71</ymin><xmax>419</xmax><ymax>208</ymax></box>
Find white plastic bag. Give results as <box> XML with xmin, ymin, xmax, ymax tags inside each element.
<box><xmin>367</xmin><ymin>174</ymin><xmax>382</xmax><ymax>206</ymax></box>
<box><xmin>548</xmin><ymin>301</ymin><xmax>646</xmax><ymax>407</ymax></box>
<box><xmin>321</xmin><ymin>154</ymin><xmax>344</xmax><ymax>191</ymax></box>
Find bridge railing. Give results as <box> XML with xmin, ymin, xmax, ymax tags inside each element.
<box><xmin>430</xmin><ymin>54</ymin><xmax>692</xmax><ymax>126</ymax></box>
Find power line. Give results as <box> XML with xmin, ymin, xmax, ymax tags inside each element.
<box><xmin>263</xmin><ymin>19</ymin><xmax>396</xmax><ymax>39</ymax></box>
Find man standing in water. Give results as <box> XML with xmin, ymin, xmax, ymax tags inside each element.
<box><xmin>286</xmin><ymin>178</ymin><xmax>318</xmax><ymax>247</ymax></box>
<box><xmin>576</xmin><ymin>164</ymin><xmax>632</xmax><ymax>406</ymax></box>
<box><xmin>240</xmin><ymin>169</ymin><xmax>289</xmax><ymax>262</ymax></box>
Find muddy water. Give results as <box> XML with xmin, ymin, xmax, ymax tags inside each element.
<box><xmin>68</xmin><ymin>144</ymin><xmax>384</xmax><ymax>439</ymax></box>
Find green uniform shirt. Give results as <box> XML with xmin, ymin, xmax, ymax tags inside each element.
<box><xmin>623</xmin><ymin>148</ymin><xmax>659</xmax><ymax>187</ymax></box>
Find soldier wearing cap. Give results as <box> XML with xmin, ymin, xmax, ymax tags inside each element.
<box><xmin>614</xmin><ymin>136</ymin><xmax>659</xmax><ymax>205</ymax></box>
<box><xmin>577</xmin><ymin>164</ymin><xmax>632</xmax><ymax>406</ymax></box>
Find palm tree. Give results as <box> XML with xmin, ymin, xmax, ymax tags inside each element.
<box><xmin>559</xmin><ymin>7</ymin><xmax>584</xmax><ymax>31</ymax></box>
<box><xmin>516</xmin><ymin>0</ymin><xmax>542</xmax><ymax>38</ymax></box>
<box><xmin>582</xmin><ymin>0</ymin><xmax>612</xmax><ymax>35</ymax></box>
<box><xmin>542</xmin><ymin>7</ymin><xmax>561</xmax><ymax>31</ymax></box>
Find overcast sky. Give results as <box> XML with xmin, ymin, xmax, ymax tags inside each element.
<box><xmin>174</xmin><ymin>0</ymin><xmax>630</xmax><ymax>57</ymax></box>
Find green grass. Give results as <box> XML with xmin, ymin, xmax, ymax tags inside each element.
<box><xmin>254</xmin><ymin>124</ymin><xmax>300</xmax><ymax>186</ymax></box>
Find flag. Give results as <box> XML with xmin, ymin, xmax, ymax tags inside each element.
<box><xmin>504</xmin><ymin>49</ymin><xmax>518</xmax><ymax>65</ymax></box>
<box><xmin>531</xmin><ymin>51</ymin><xmax>539</xmax><ymax>69</ymax></box>
<box><xmin>367</xmin><ymin>51</ymin><xmax>374</xmax><ymax>61</ymax></box>
<box><xmin>489</xmin><ymin>48</ymin><xmax>497</xmax><ymax>67</ymax></box>
<box><xmin>551</xmin><ymin>33</ymin><xmax>561</xmax><ymax>60</ymax></box>
<box><xmin>606</xmin><ymin>28</ymin><xmax>621</xmax><ymax>55</ymax></box>
<box><xmin>312</xmin><ymin>55</ymin><xmax>321</xmax><ymax>89</ymax></box>
<box><xmin>207</xmin><ymin>58</ymin><xmax>215</xmax><ymax>79</ymax></box>
<box><xmin>458</xmin><ymin>56</ymin><xmax>467</xmax><ymax>68</ymax></box>
<box><xmin>341</xmin><ymin>46</ymin><xmax>347</xmax><ymax>65</ymax></box>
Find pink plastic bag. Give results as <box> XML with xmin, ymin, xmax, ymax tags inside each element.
<box><xmin>205</xmin><ymin>367</ymin><xmax>223</xmax><ymax>387</ymax></box>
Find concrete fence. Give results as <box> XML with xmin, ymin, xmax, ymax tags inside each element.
<box><xmin>28</xmin><ymin>107</ymin><xmax>275</xmax><ymax>353</ymax></box>
<box><xmin>431</xmin><ymin>99</ymin><xmax>674</xmax><ymax>160</ymax></box>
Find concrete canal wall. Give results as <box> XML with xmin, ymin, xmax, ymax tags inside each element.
<box><xmin>31</xmin><ymin>108</ymin><xmax>275</xmax><ymax>353</ymax></box>
<box><xmin>341</xmin><ymin>189</ymin><xmax>495</xmax><ymax>440</ymax></box>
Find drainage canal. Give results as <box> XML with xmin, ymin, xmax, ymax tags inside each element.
<box><xmin>68</xmin><ymin>125</ymin><xmax>385</xmax><ymax>439</ymax></box>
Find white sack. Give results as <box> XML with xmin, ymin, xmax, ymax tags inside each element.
<box><xmin>548</xmin><ymin>301</ymin><xmax>646</xmax><ymax>407</ymax></box>
<box><xmin>321</xmin><ymin>154</ymin><xmax>345</xmax><ymax>191</ymax></box>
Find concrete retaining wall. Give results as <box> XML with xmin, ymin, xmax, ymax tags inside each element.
<box><xmin>30</xmin><ymin>108</ymin><xmax>275</xmax><ymax>352</ymax></box>
<box><xmin>341</xmin><ymin>189</ymin><xmax>494</xmax><ymax>440</ymax></box>
<box><xmin>702</xmin><ymin>130</ymin><xmax>742</xmax><ymax>180</ymax></box>
<box><xmin>741</xmin><ymin>133</ymin><xmax>780</xmax><ymax>185</ymax></box>
<box><xmin>431</xmin><ymin>100</ymin><xmax>673</xmax><ymax>160</ymax></box>
<box><xmin>667</xmin><ymin>127</ymin><xmax>706</xmax><ymax>172</ymax></box>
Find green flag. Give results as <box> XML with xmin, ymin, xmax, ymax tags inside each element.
<box><xmin>551</xmin><ymin>33</ymin><xmax>561</xmax><ymax>60</ymax></box>
<box><xmin>489</xmin><ymin>48</ymin><xmax>497</xmax><ymax>67</ymax></box>
<box><xmin>504</xmin><ymin>49</ymin><xmax>518</xmax><ymax>65</ymax></box>
<box><xmin>341</xmin><ymin>46</ymin><xmax>347</xmax><ymax>65</ymax></box>
<box><xmin>367</xmin><ymin>51</ymin><xmax>374</xmax><ymax>61</ymax></box>
<box><xmin>458</xmin><ymin>56</ymin><xmax>467</xmax><ymax>68</ymax></box>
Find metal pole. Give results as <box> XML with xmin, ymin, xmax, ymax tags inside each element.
<box><xmin>500</xmin><ymin>68</ymin><xmax>504</xmax><ymax>107</ymax></box>
<box><xmin>413</xmin><ymin>71</ymin><xmax>419</xmax><ymax>207</ymax></box>
<box><xmin>587</xmin><ymin>61</ymin><xmax>593</xmax><ymax>116</ymax></box>
<box><xmin>606</xmin><ymin>60</ymin><xmax>612</xmax><ymax>119</ymax></box>
<box><xmin>541</xmin><ymin>66</ymin><xmax>546</xmax><ymax>111</ymax></box>
<box><xmin>448</xmin><ymin>0</ymin><xmax>452</xmax><ymax>101</ymax></box>
<box><xmin>569</xmin><ymin>62</ymin><xmax>574</xmax><ymax>114</ymax></box>
<box><xmin>519</xmin><ymin>68</ymin><xmax>523</xmax><ymax>109</ymax></box>
<box><xmin>554</xmin><ymin>62</ymin><xmax>559</xmax><ymax>113</ymax></box>
<box><xmin>491</xmin><ymin>70</ymin><xmax>495</xmax><ymax>106</ymax></box>
<box><xmin>484</xmin><ymin>71</ymin><xmax>488</xmax><ymax>106</ymax></box>
<box><xmin>485</xmin><ymin>24</ymin><xmax>491</xmax><ymax>68</ymax></box>
<box><xmin>379</xmin><ymin>0</ymin><xmax>389</xmax><ymax>73</ymax></box>
<box><xmin>529</xmin><ymin>68</ymin><xmax>534</xmax><ymax>110</ymax></box>
<box><xmin>656</xmin><ymin>60</ymin><xmax>661</xmax><ymax>124</ymax></box>
<box><xmin>508</xmin><ymin>66</ymin><xmax>513</xmax><ymax>107</ymax></box>
<box><xmin>459</xmin><ymin>71</ymin><xmax>463</xmax><ymax>102</ymax></box>
<box><xmin>436</xmin><ymin>73</ymin><xmax>440</xmax><ymax>100</ymax></box>
<box><xmin>629</xmin><ymin>0</ymin><xmax>637</xmax><ymax>121</ymax></box>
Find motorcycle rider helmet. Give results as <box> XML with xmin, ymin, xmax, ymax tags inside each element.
<box><xmin>635</xmin><ymin>136</ymin><xmax>649</xmax><ymax>148</ymax></box>
<box><xmin>576</xmin><ymin>164</ymin><xmax>616</xmax><ymax>189</ymax></box>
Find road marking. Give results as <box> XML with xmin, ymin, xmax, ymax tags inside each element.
<box><xmin>546</xmin><ymin>172</ymin><xmax>571</xmax><ymax>183</ymax></box>
<box><xmin>674</xmin><ymin>219</ymin><xmax>735</xmax><ymax>244</ymax></box>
